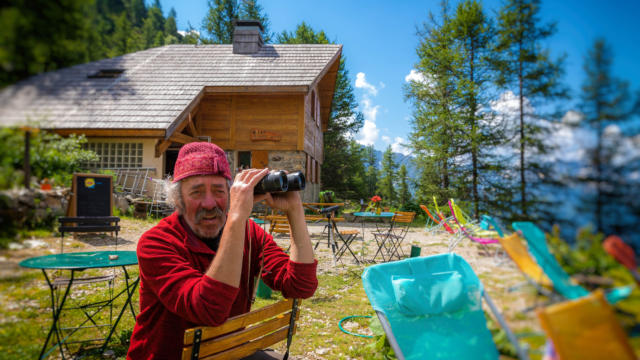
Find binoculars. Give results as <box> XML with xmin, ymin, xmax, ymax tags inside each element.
<box><xmin>254</xmin><ymin>170</ymin><xmax>306</xmax><ymax>194</ymax></box>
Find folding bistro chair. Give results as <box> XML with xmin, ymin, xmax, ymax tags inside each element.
<box><xmin>536</xmin><ymin>290</ymin><xmax>636</xmax><ymax>360</ymax></box>
<box><xmin>512</xmin><ymin>222</ymin><xmax>633</xmax><ymax>304</ymax></box>
<box><xmin>362</xmin><ymin>253</ymin><xmax>529</xmax><ymax>360</ymax></box>
<box><xmin>312</xmin><ymin>205</ymin><xmax>360</xmax><ymax>265</ymax></box>
<box><xmin>182</xmin><ymin>298</ymin><xmax>301</xmax><ymax>360</ymax></box>
<box><xmin>371</xmin><ymin>212</ymin><xmax>415</xmax><ymax>262</ymax></box>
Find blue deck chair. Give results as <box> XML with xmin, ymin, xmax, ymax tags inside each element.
<box><xmin>480</xmin><ymin>215</ymin><xmax>505</xmax><ymax>238</ymax></box>
<box><xmin>362</xmin><ymin>253</ymin><xmax>529</xmax><ymax>360</ymax></box>
<box><xmin>512</xmin><ymin>222</ymin><xmax>632</xmax><ymax>304</ymax></box>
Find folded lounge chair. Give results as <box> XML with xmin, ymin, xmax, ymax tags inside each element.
<box><xmin>512</xmin><ymin>222</ymin><xmax>632</xmax><ymax>304</ymax></box>
<box><xmin>447</xmin><ymin>200</ymin><xmax>500</xmax><ymax>252</ymax></box>
<box><xmin>536</xmin><ymin>290</ymin><xmax>636</xmax><ymax>360</ymax></box>
<box><xmin>362</xmin><ymin>253</ymin><xmax>529</xmax><ymax>360</ymax></box>
<box><xmin>603</xmin><ymin>235</ymin><xmax>640</xmax><ymax>285</ymax></box>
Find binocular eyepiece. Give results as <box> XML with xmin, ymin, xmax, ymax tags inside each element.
<box><xmin>254</xmin><ymin>170</ymin><xmax>306</xmax><ymax>194</ymax></box>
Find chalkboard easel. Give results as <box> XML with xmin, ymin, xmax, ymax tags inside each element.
<box><xmin>68</xmin><ymin>173</ymin><xmax>113</xmax><ymax>217</ymax></box>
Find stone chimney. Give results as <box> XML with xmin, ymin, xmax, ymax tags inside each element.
<box><xmin>232</xmin><ymin>19</ymin><xmax>264</xmax><ymax>54</ymax></box>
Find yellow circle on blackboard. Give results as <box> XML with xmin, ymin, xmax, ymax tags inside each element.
<box><xmin>84</xmin><ymin>178</ymin><xmax>95</xmax><ymax>189</ymax></box>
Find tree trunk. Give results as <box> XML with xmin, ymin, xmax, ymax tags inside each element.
<box><xmin>518</xmin><ymin>45</ymin><xmax>527</xmax><ymax>217</ymax></box>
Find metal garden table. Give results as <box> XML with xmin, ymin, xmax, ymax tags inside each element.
<box><xmin>353</xmin><ymin>212</ymin><xmax>395</xmax><ymax>261</ymax></box>
<box><xmin>19</xmin><ymin>250</ymin><xmax>139</xmax><ymax>359</ymax></box>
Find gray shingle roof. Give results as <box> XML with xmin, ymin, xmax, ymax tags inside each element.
<box><xmin>0</xmin><ymin>44</ymin><xmax>342</xmax><ymax>131</ymax></box>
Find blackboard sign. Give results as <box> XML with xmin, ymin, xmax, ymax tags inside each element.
<box><xmin>70</xmin><ymin>173</ymin><xmax>113</xmax><ymax>217</ymax></box>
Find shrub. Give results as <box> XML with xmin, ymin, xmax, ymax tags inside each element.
<box><xmin>0</xmin><ymin>127</ymin><xmax>97</xmax><ymax>189</ymax></box>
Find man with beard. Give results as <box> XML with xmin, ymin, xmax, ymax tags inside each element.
<box><xmin>127</xmin><ymin>142</ymin><xmax>317</xmax><ymax>359</ymax></box>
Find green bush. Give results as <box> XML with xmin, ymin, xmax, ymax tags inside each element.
<box><xmin>547</xmin><ymin>225</ymin><xmax>619</xmax><ymax>277</ymax></box>
<box><xmin>0</xmin><ymin>127</ymin><xmax>97</xmax><ymax>189</ymax></box>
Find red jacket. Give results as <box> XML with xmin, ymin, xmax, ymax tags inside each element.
<box><xmin>127</xmin><ymin>212</ymin><xmax>317</xmax><ymax>359</ymax></box>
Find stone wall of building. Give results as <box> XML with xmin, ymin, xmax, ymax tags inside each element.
<box><xmin>268</xmin><ymin>150</ymin><xmax>318</xmax><ymax>202</ymax></box>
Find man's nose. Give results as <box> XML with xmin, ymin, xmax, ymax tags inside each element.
<box><xmin>200</xmin><ymin>192</ymin><xmax>218</xmax><ymax>209</ymax></box>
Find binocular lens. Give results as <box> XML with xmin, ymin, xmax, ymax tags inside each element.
<box><xmin>253</xmin><ymin>170</ymin><xmax>306</xmax><ymax>194</ymax></box>
<box><xmin>254</xmin><ymin>170</ymin><xmax>287</xmax><ymax>194</ymax></box>
<box><xmin>287</xmin><ymin>171</ymin><xmax>305</xmax><ymax>191</ymax></box>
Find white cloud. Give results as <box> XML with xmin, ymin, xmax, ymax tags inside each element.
<box><xmin>404</xmin><ymin>69</ymin><xmax>425</xmax><ymax>83</ymax></box>
<box><xmin>391</xmin><ymin>137</ymin><xmax>411</xmax><ymax>156</ymax></box>
<box><xmin>357</xmin><ymin>120</ymin><xmax>380</xmax><ymax>146</ymax></box>
<box><xmin>562</xmin><ymin>110</ymin><xmax>583</xmax><ymax>125</ymax></box>
<box><xmin>381</xmin><ymin>135</ymin><xmax>391</xmax><ymax>143</ymax></box>
<box><xmin>178</xmin><ymin>29</ymin><xmax>200</xmax><ymax>37</ymax></box>
<box><xmin>355</xmin><ymin>72</ymin><xmax>378</xmax><ymax>96</ymax></box>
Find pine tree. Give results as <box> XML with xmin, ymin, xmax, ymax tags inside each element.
<box><xmin>377</xmin><ymin>146</ymin><xmax>398</xmax><ymax>207</ymax></box>
<box><xmin>398</xmin><ymin>164</ymin><xmax>411</xmax><ymax>210</ymax></box>
<box><xmin>578</xmin><ymin>39</ymin><xmax>639</xmax><ymax>233</ymax></box>
<box><xmin>277</xmin><ymin>23</ymin><xmax>364</xmax><ymax>201</ymax></box>
<box><xmin>202</xmin><ymin>0</ymin><xmax>237</xmax><ymax>44</ymax></box>
<box><xmin>239</xmin><ymin>0</ymin><xmax>272</xmax><ymax>42</ymax></box>
<box><xmin>364</xmin><ymin>145</ymin><xmax>379</xmax><ymax>197</ymax></box>
<box><xmin>493</xmin><ymin>0</ymin><xmax>567</xmax><ymax>218</ymax></box>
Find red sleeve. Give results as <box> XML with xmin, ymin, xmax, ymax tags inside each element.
<box><xmin>250</xmin><ymin>221</ymin><xmax>318</xmax><ymax>299</ymax></box>
<box><xmin>137</xmin><ymin>226</ymin><xmax>239</xmax><ymax>326</ymax></box>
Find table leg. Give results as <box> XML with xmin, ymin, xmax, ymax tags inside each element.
<box><xmin>40</xmin><ymin>269</ymin><xmax>75</xmax><ymax>360</ymax></box>
<box><xmin>100</xmin><ymin>267</ymin><xmax>139</xmax><ymax>352</ymax></box>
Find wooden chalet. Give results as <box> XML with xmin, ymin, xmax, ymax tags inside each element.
<box><xmin>0</xmin><ymin>21</ymin><xmax>341</xmax><ymax>201</ymax></box>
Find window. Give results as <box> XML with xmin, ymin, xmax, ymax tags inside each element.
<box><xmin>87</xmin><ymin>69</ymin><xmax>124</xmax><ymax>79</ymax></box>
<box><xmin>84</xmin><ymin>142</ymin><xmax>143</xmax><ymax>168</ymax></box>
<box><xmin>311</xmin><ymin>90</ymin><xmax>320</xmax><ymax>127</ymax></box>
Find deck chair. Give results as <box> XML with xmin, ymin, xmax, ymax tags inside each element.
<box><xmin>182</xmin><ymin>298</ymin><xmax>300</xmax><ymax>360</ymax></box>
<box><xmin>603</xmin><ymin>235</ymin><xmax>640</xmax><ymax>285</ymax></box>
<box><xmin>536</xmin><ymin>290</ymin><xmax>636</xmax><ymax>360</ymax></box>
<box><xmin>498</xmin><ymin>233</ymin><xmax>556</xmax><ymax>299</ymax></box>
<box><xmin>419</xmin><ymin>205</ymin><xmax>455</xmax><ymax>235</ymax></box>
<box><xmin>362</xmin><ymin>253</ymin><xmax>529</xmax><ymax>360</ymax></box>
<box><xmin>512</xmin><ymin>222</ymin><xmax>632</xmax><ymax>304</ymax></box>
<box><xmin>447</xmin><ymin>200</ymin><xmax>500</xmax><ymax>252</ymax></box>
<box><xmin>479</xmin><ymin>215</ymin><xmax>505</xmax><ymax>238</ymax></box>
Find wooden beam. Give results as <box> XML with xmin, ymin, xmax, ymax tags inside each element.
<box><xmin>165</xmin><ymin>89</ymin><xmax>205</xmax><ymax>140</ymax></box>
<box><xmin>204</xmin><ymin>85</ymin><xmax>308</xmax><ymax>94</ymax></box>
<box><xmin>170</xmin><ymin>132</ymin><xmax>200</xmax><ymax>144</ymax></box>
<box><xmin>52</xmin><ymin>128</ymin><xmax>165</xmax><ymax>137</ymax></box>
<box><xmin>187</xmin><ymin>113</ymin><xmax>198</xmax><ymax>136</ymax></box>
<box><xmin>155</xmin><ymin>139</ymin><xmax>172</xmax><ymax>158</ymax></box>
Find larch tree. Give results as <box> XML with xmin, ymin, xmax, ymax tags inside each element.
<box><xmin>405</xmin><ymin>3</ymin><xmax>466</xmax><ymax>205</ymax></box>
<box><xmin>578</xmin><ymin>38</ymin><xmax>640</xmax><ymax>233</ymax></box>
<box><xmin>493</xmin><ymin>0</ymin><xmax>567</xmax><ymax>218</ymax></box>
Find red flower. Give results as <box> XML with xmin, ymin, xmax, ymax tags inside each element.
<box><xmin>370</xmin><ymin>195</ymin><xmax>382</xmax><ymax>203</ymax></box>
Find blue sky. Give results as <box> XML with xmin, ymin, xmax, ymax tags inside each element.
<box><xmin>161</xmin><ymin>0</ymin><xmax>640</xmax><ymax>154</ymax></box>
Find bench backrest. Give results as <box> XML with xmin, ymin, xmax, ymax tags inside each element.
<box><xmin>182</xmin><ymin>298</ymin><xmax>300</xmax><ymax>360</ymax></box>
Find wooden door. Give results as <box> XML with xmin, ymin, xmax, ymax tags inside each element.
<box><xmin>251</xmin><ymin>150</ymin><xmax>269</xmax><ymax>169</ymax></box>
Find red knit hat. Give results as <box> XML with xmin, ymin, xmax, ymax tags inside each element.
<box><xmin>172</xmin><ymin>142</ymin><xmax>231</xmax><ymax>182</ymax></box>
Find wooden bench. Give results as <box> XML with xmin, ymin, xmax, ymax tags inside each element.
<box><xmin>182</xmin><ymin>298</ymin><xmax>300</xmax><ymax>360</ymax></box>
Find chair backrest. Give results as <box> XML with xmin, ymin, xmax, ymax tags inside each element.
<box><xmin>448</xmin><ymin>201</ymin><xmax>498</xmax><ymax>245</ymax></box>
<box><xmin>480</xmin><ymin>215</ymin><xmax>505</xmax><ymax>238</ymax></box>
<box><xmin>392</xmin><ymin>211</ymin><xmax>415</xmax><ymax>224</ymax></box>
<box><xmin>432</xmin><ymin>196</ymin><xmax>443</xmax><ymax>216</ymax></box>
<box><xmin>182</xmin><ymin>298</ymin><xmax>300</xmax><ymax>360</ymax></box>
<box><xmin>498</xmin><ymin>233</ymin><xmax>553</xmax><ymax>288</ymax></box>
<box><xmin>536</xmin><ymin>290</ymin><xmax>636</xmax><ymax>360</ymax></box>
<box><xmin>362</xmin><ymin>254</ymin><xmax>500</xmax><ymax>360</ymax></box>
<box><xmin>512</xmin><ymin>222</ymin><xmax>589</xmax><ymax>300</ymax></box>
<box><xmin>420</xmin><ymin>205</ymin><xmax>440</xmax><ymax>224</ymax></box>
<box><xmin>267</xmin><ymin>215</ymin><xmax>290</xmax><ymax>235</ymax></box>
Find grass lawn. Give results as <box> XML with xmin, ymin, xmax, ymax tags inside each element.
<box><xmin>1</xmin><ymin>216</ymin><xmax>639</xmax><ymax>359</ymax></box>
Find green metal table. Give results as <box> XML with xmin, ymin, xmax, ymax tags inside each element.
<box><xmin>353</xmin><ymin>212</ymin><xmax>396</xmax><ymax>262</ymax></box>
<box><xmin>20</xmin><ymin>250</ymin><xmax>139</xmax><ymax>359</ymax></box>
